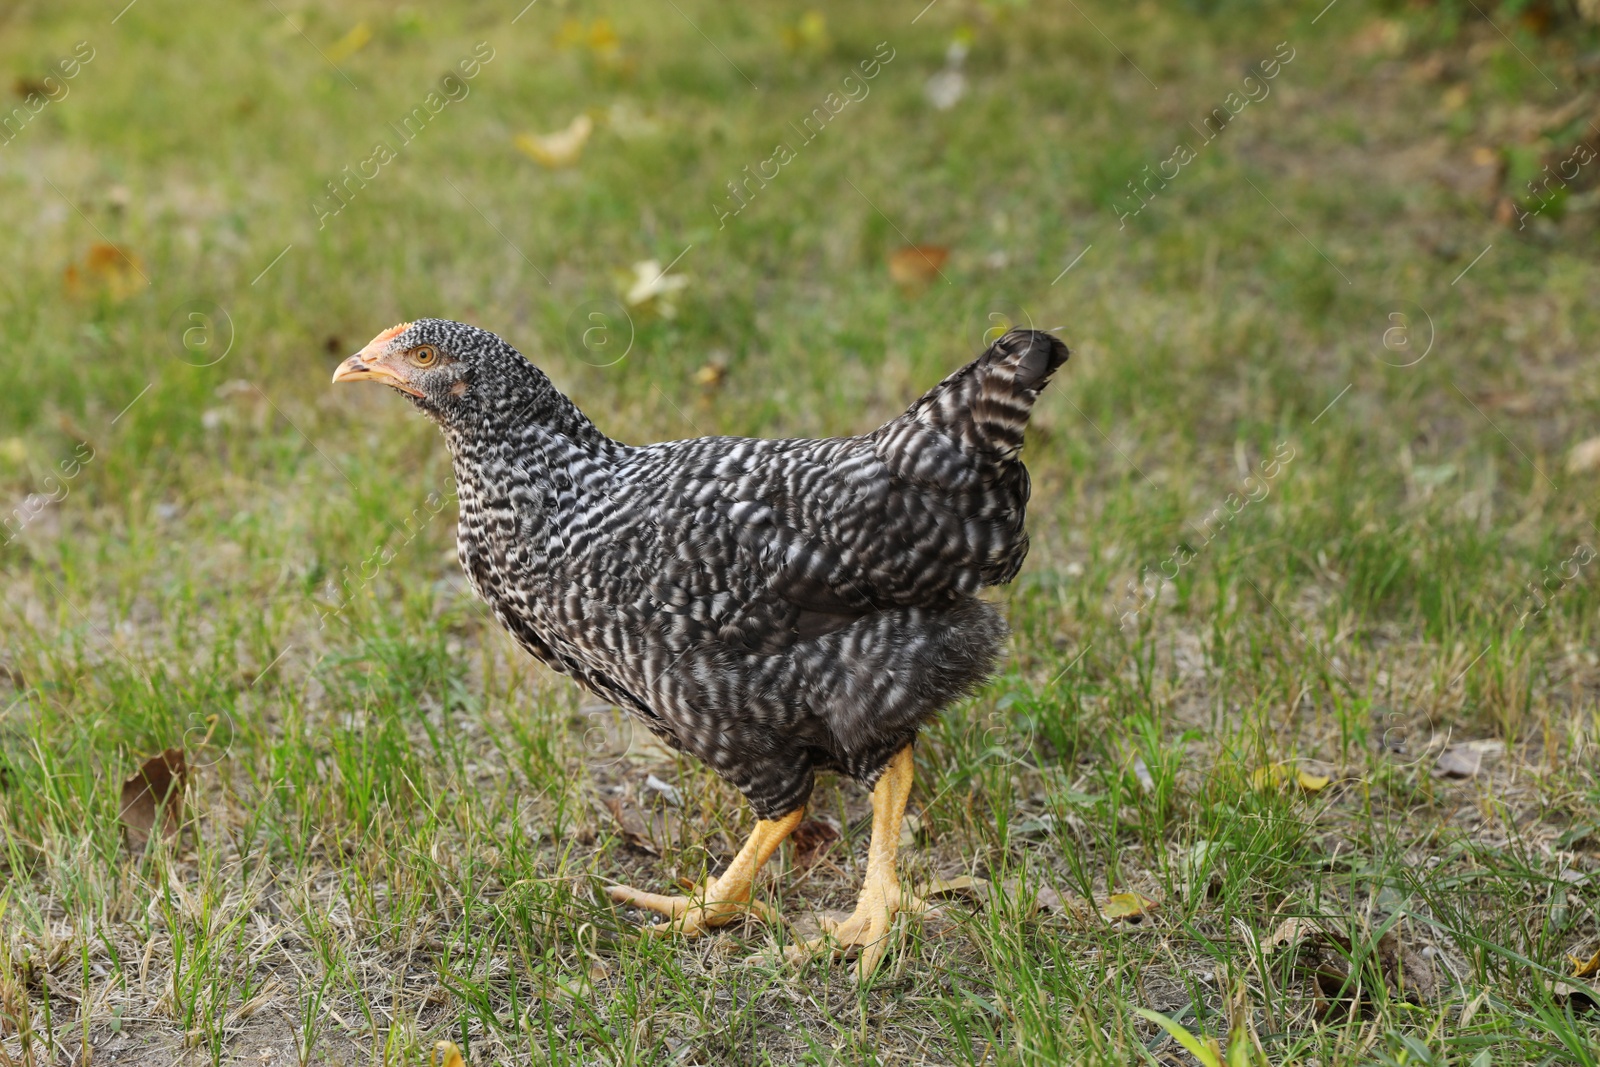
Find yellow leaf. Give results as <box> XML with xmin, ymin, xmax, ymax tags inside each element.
<box><xmin>1296</xmin><ymin>769</ymin><xmax>1331</xmax><ymax>793</ymax></box>
<box><xmin>431</xmin><ymin>1041</ymin><xmax>466</xmax><ymax>1067</ymax></box>
<box><xmin>1101</xmin><ymin>892</ymin><xmax>1157</xmax><ymax>921</ymax></box>
<box><xmin>781</xmin><ymin>11</ymin><xmax>830</xmax><ymax>52</ymax></box>
<box><xmin>1251</xmin><ymin>762</ymin><xmax>1330</xmax><ymax>794</ymax></box>
<box><xmin>1572</xmin><ymin>947</ymin><xmax>1600</xmax><ymax>978</ymax></box>
<box><xmin>622</xmin><ymin>258</ymin><xmax>689</xmax><ymax>316</ymax></box>
<box><xmin>1249</xmin><ymin>764</ymin><xmax>1288</xmax><ymax>791</ymax></box>
<box><xmin>555</xmin><ymin>18</ymin><xmax>586</xmax><ymax>48</ymax></box>
<box><xmin>326</xmin><ymin>21</ymin><xmax>372</xmax><ymax>64</ymax></box>
<box><xmin>587</xmin><ymin>18</ymin><xmax>620</xmax><ymax>53</ymax></box>
<box><xmin>514</xmin><ymin>115</ymin><xmax>594</xmax><ymax>168</ymax></box>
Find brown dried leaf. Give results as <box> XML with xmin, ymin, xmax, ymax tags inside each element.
<box><xmin>64</xmin><ymin>243</ymin><xmax>145</xmax><ymax>300</ymax></box>
<box><xmin>601</xmin><ymin>795</ymin><xmax>682</xmax><ymax>855</ymax></box>
<box><xmin>789</xmin><ymin>818</ymin><xmax>839</xmax><ymax>868</ymax></box>
<box><xmin>917</xmin><ymin>875</ymin><xmax>988</xmax><ymax>904</ymax></box>
<box><xmin>1264</xmin><ymin>916</ymin><xmax>1332</xmax><ymax>953</ymax></box>
<box><xmin>1285</xmin><ymin>920</ymin><xmax>1437</xmax><ymax>1014</ymax></box>
<box><xmin>1551</xmin><ymin>980</ymin><xmax>1599</xmax><ymax>1015</ymax></box>
<box><xmin>693</xmin><ymin>361</ymin><xmax>727</xmax><ymax>389</ymax></box>
<box><xmin>1568</xmin><ymin>437</ymin><xmax>1600</xmax><ymax>474</ymax></box>
<box><xmin>1377</xmin><ymin>929</ymin><xmax>1439</xmax><ymax>1004</ymax></box>
<box><xmin>1432</xmin><ymin>740</ymin><xmax>1502</xmax><ymax>779</ymax></box>
<box><xmin>887</xmin><ymin>245</ymin><xmax>949</xmax><ymax>289</ymax></box>
<box><xmin>119</xmin><ymin>748</ymin><xmax>186</xmax><ymax>850</ymax></box>
<box><xmin>912</xmin><ymin>875</ymin><xmax>1077</xmax><ymax>920</ymax></box>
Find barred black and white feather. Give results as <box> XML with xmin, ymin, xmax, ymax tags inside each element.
<box><xmin>369</xmin><ymin>320</ymin><xmax>1067</xmax><ymax>818</ymax></box>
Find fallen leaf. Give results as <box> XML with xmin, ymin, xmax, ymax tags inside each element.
<box><xmin>912</xmin><ymin>875</ymin><xmax>1078</xmax><ymax>920</ymax></box>
<box><xmin>431</xmin><ymin>1041</ymin><xmax>467</xmax><ymax>1067</ymax></box>
<box><xmin>1130</xmin><ymin>757</ymin><xmax>1156</xmax><ymax>794</ymax></box>
<box><xmin>1351</xmin><ymin>19</ymin><xmax>1408</xmax><ymax>57</ymax></box>
<box><xmin>1275</xmin><ymin>917</ymin><xmax>1437</xmax><ymax>1014</ymax></box>
<box><xmin>642</xmin><ymin>773</ymin><xmax>681</xmax><ymax>806</ymax></box>
<box><xmin>622</xmin><ymin>258</ymin><xmax>689</xmax><ymax>317</ymax></box>
<box><xmin>514</xmin><ymin>114</ymin><xmax>594</xmax><ymax>168</ymax></box>
<box><xmin>924</xmin><ymin>37</ymin><xmax>970</xmax><ymax>111</ymax></box>
<box><xmin>1250</xmin><ymin>763</ymin><xmax>1331</xmax><ymax>794</ymax></box>
<box><xmin>1551</xmin><ymin>980</ymin><xmax>1599</xmax><ymax>1014</ymax></box>
<box><xmin>888</xmin><ymin>245</ymin><xmax>949</xmax><ymax>289</ymax></box>
<box><xmin>1432</xmin><ymin>740</ymin><xmax>1503</xmax><ymax>779</ymax></box>
<box><xmin>1030</xmin><ymin>883</ymin><xmax>1066</xmax><ymax>913</ymax></box>
<box><xmin>924</xmin><ymin>68</ymin><xmax>967</xmax><ymax>111</ymax></box>
<box><xmin>1100</xmin><ymin>891</ymin><xmax>1157</xmax><ymax>923</ymax></box>
<box><xmin>1475</xmin><ymin>390</ymin><xmax>1535</xmax><ymax>415</ymax></box>
<box><xmin>780</xmin><ymin>11</ymin><xmax>830</xmax><ymax>53</ymax></box>
<box><xmin>325</xmin><ymin>21</ymin><xmax>373</xmax><ymax>64</ymax></box>
<box><xmin>602</xmin><ymin>794</ymin><xmax>684</xmax><ymax>855</ymax></box>
<box><xmin>1572</xmin><ymin>947</ymin><xmax>1600</xmax><ymax>978</ymax></box>
<box><xmin>1567</xmin><ymin>437</ymin><xmax>1600</xmax><ymax>474</ymax></box>
<box><xmin>64</xmin><ymin>243</ymin><xmax>146</xmax><ymax>301</ymax></box>
<box><xmin>693</xmin><ymin>360</ymin><xmax>727</xmax><ymax>388</ymax></box>
<box><xmin>1249</xmin><ymin>764</ymin><xmax>1287</xmax><ymax>791</ymax></box>
<box><xmin>1264</xmin><ymin>916</ymin><xmax>1329</xmax><ymax>953</ymax></box>
<box><xmin>556</xmin><ymin>18</ymin><xmax>624</xmax><ymax>66</ymax></box>
<box><xmin>119</xmin><ymin>748</ymin><xmax>187</xmax><ymax>850</ymax></box>
<box><xmin>918</xmin><ymin>875</ymin><xmax>988</xmax><ymax>904</ymax></box>
<box><xmin>1296</xmin><ymin>769</ymin><xmax>1331</xmax><ymax>793</ymax></box>
<box><xmin>789</xmin><ymin>817</ymin><xmax>839</xmax><ymax>868</ymax></box>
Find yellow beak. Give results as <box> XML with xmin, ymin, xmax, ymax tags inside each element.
<box><xmin>331</xmin><ymin>354</ymin><xmax>424</xmax><ymax>398</ymax></box>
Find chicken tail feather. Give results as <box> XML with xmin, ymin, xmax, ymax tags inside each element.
<box><xmin>903</xmin><ymin>329</ymin><xmax>1069</xmax><ymax>461</ymax></box>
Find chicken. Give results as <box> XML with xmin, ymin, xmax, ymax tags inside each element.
<box><xmin>333</xmin><ymin>319</ymin><xmax>1068</xmax><ymax>977</ymax></box>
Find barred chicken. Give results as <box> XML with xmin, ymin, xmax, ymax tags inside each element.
<box><xmin>333</xmin><ymin>320</ymin><xmax>1068</xmax><ymax>977</ymax></box>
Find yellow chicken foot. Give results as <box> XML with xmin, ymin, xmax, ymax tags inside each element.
<box><xmin>607</xmin><ymin>808</ymin><xmax>803</xmax><ymax>937</ymax></box>
<box><xmin>788</xmin><ymin>745</ymin><xmax>925</xmax><ymax>979</ymax></box>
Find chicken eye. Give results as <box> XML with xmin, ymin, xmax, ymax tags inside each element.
<box><xmin>411</xmin><ymin>345</ymin><xmax>438</xmax><ymax>367</ymax></box>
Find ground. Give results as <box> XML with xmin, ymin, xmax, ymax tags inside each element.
<box><xmin>2</xmin><ymin>0</ymin><xmax>1600</xmax><ymax>1064</ymax></box>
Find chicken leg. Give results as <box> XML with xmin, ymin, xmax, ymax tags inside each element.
<box><xmin>607</xmin><ymin>808</ymin><xmax>803</xmax><ymax>936</ymax></box>
<box><xmin>789</xmin><ymin>744</ymin><xmax>922</xmax><ymax>979</ymax></box>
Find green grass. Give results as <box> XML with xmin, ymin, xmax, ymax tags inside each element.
<box><xmin>3</xmin><ymin>0</ymin><xmax>1600</xmax><ymax>1063</ymax></box>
